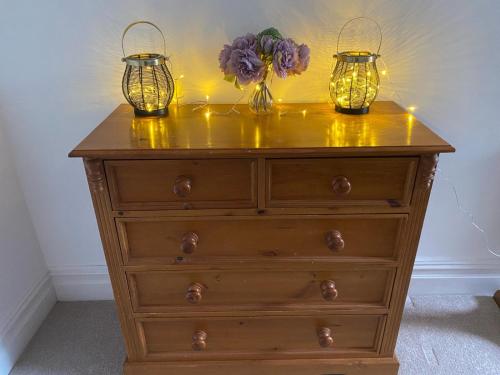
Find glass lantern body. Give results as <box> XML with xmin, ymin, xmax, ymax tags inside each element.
<box><xmin>122</xmin><ymin>53</ymin><xmax>175</xmax><ymax>117</ymax></box>
<box><xmin>329</xmin><ymin>51</ymin><xmax>380</xmax><ymax>114</ymax></box>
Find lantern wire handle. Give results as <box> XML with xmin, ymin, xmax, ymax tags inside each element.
<box><xmin>121</xmin><ymin>21</ymin><xmax>167</xmax><ymax>58</ymax></box>
<box><xmin>336</xmin><ymin>16</ymin><xmax>382</xmax><ymax>55</ymax></box>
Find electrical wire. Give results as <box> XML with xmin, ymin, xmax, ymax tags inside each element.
<box><xmin>436</xmin><ymin>168</ymin><xmax>500</xmax><ymax>257</ymax></box>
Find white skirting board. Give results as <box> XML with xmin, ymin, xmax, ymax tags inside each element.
<box><xmin>50</xmin><ymin>266</ymin><xmax>114</xmax><ymax>301</ymax></box>
<box><xmin>0</xmin><ymin>260</ymin><xmax>497</xmax><ymax>375</ymax></box>
<box><xmin>410</xmin><ymin>260</ymin><xmax>500</xmax><ymax>295</ymax></box>
<box><xmin>0</xmin><ymin>273</ymin><xmax>57</xmax><ymax>375</ymax></box>
<box><xmin>49</xmin><ymin>260</ymin><xmax>500</xmax><ymax>301</ymax></box>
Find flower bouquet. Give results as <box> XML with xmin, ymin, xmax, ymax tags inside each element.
<box><xmin>219</xmin><ymin>27</ymin><xmax>310</xmax><ymax>114</ymax></box>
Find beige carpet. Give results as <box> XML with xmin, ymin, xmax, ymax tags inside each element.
<box><xmin>10</xmin><ymin>296</ymin><xmax>500</xmax><ymax>374</ymax></box>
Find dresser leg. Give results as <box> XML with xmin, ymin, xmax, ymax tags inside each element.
<box><xmin>124</xmin><ymin>357</ymin><xmax>399</xmax><ymax>375</ymax></box>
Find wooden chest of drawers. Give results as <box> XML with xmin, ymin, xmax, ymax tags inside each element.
<box><xmin>70</xmin><ymin>102</ymin><xmax>453</xmax><ymax>374</ymax></box>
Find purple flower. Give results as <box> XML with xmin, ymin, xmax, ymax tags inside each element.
<box><xmin>219</xmin><ymin>33</ymin><xmax>259</xmax><ymax>76</ymax></box>
<box><xmin>232</xmin><ymin>33</ymin><xmax>257</xmax><ymax>51</ymax></box>
<box><xmin>229</xmin><ymin>49</ymin><xmax>265</xmax><ymax>85</ymax></box>
<box><xmin>291</xmin><ymin>43</ymin><xmax>310</xmax><ymax>74</ymax></box>
<box><xmin>219</xmin><ymin>44</ymin><xmax>233</xmax><ymax>73</ymax></box>
<box><xmin>272</xmin><ymin>38</ymin><xmax>299</xmax><ymax>79</ymax></box>
<box><xmin>260</xmin><ymin>35</ymin><xmax>275</xmax><ymax>56</ymax></box>
<box><xmin>219</xmin><ymin>29</ymin><xmax>309</xmax><ymax>87</ymax></box>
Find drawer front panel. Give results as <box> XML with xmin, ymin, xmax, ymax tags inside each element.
<box><xmin>117</xmin><ymin>215</ymin><xmax>406</xmax><ymax>264</ymax></box>
<box><xmin>105</xmin><ymin>159</ymin><xmax>257</xmax><ymax>210</ymax></box>
<box><xmin>128</xmin><ymin>268</ymin><xmax>395</xmax><ymax>312</ymax></box>
<box><xmin>137</xmin><ymin>314</ymin><xmax>384</xmax><ymax>360</ymax></box>
<box><xmin>267</xmin><ymin>157</ymin><xmax>418</xmax><ymax>207</ymax></box>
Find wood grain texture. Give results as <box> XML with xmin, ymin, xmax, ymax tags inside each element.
<box><xmin>69</xmin><ymin>102</ymin><xmax>454</xmax><ymax>159</ymax></box>
<box><xmin>106</xmin><ymin>159</ymin><xmax>257</xmax><ymax>210</ymax></box>
<box><xmin>267</xmin><ymin>157</ymin><xmax>418</xmax><ymax>208</ymax></box>
<box><xmin>127</xmin><ymin>267</ymin><xmax>395</xmax><ymax>312</ymax></box>
<box><xmin>136</xmin><ymin>314</ymin><xmax>385</xmax><ymax>360</ymax></box>
<box><xmin>124</xmin><ymin>357</ymin><xmax>400</xmax><ymax>375</ymax></box>
<box><xmin>71</xmin><ymin>102</ymin><xmax>453</xmax><ymax>374</ymax></box>
<box><xmin>113</xmin><ymin>205</ymin><xmax>411</xmax><ymax>217</ymax></box>
<box><xmin>116</xmin><ymin>214</ymin><xmax>407</xmax><ymax>265</ymax></box>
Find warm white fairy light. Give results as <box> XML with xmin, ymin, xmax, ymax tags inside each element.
<box><xmin>330</xmin><ymin>54</ymin><xmax>379</xmax><ymax>111</ymax></box>
<box><xmin>191</xmin><ymin>90</ymin><xmax>245</xmax><ymax>116</ymax></box>
<box><xmin>173</xmin><ymin>74</ymin><xmax>185</xmax><ymax>106</ymax></box>
<box><xmin>191</xmin><ymin>95</ymin><xmax>210</xmax><ymax>112</ymax></box>
<box><xmin>278</xmin><ymin>107</ymin><xmax>309</xmax><ymax>117</ymax></box>
<box><xmin>178</xmin><ymin>67</ymin><xmax>499</xmax><ymax>260</ymax></box>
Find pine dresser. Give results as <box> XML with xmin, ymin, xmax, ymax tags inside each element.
<box><xmin>70</xmin><ymin>101</ymin><xmax>454</xmax><ymax>375</ymax></box>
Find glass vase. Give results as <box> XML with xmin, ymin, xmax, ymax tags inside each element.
<box><xmin>248</xmin><ymin>80</ymin><xmax>273</xmax><ymax>114</ymax></box>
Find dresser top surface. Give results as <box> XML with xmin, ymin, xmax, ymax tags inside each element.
<box><xmin>70</xmin><ymin>101</ymin><xmax>454</xmax><ymax>158</ymax></box>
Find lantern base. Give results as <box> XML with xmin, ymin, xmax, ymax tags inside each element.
<box><xmin>134</xmin><ymin>107</ymin><xmax>168</xmax><ymax>117</ymax></box>
<box><xmin>335</xmin><ymin>105</ymin><xmax>369</xmax><ymax>115</ymax></box>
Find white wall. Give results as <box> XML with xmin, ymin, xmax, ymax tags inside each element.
<box><xmin>0</xmin><ymin>0</ymin><xmax>498</xmax><ymax>299</ymax></box>
<box><xmin>0</xmin><ymin>123</ymin><xmax>55</xmax><ymax>373</ymax></box>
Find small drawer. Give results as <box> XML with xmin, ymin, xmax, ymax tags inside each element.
<box><xmin>127</xmin><ymin>267</ymin><xmax>395</xmax><ymax>312</ymax></box>
<box><xmin>136</xmin><ymin>314</ymin><xmax>385</xmax><ymax>360</ymax></box>
<box><xmin>117</xmin><ymin>214</ymin><xmax>406</xmax><ymax>264</ymax></box>
<box><xmin>267</xmin><ymin>157</ymin><xmax>418</xmax><ymax>207</ymax></box>
<box><xmin>105</xmin><ymin>159</ymin><xmax>257</xmax><ymax>210</ymax></box>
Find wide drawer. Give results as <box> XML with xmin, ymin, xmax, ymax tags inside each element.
<box><xmin>127</xmin><ymin>267</ymin><xmax>395</xmax><ymax>312</ymax></box>
<box><xmin>105</xmin><ymin>159</ymin><xmax>257</xmax><ymax>210</ymax></box>
<box><xmin>136</xmin><ymin>314</ymin><xmax>385</xmax><ymax>360</ymax></box>
<box><xmin>267</xmin><ymin>157</ymin><xmax>418</xmax><ymax>207</ymax></box>
<box><xmin>117</xmin><ymin>215</ymin><xmax>407</xmax><ymax>264</ymax></box>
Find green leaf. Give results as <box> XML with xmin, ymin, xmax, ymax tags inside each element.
<box><xmin>257</xmin><ymin>27</ymin><xmax>283</xmax><ymax>40</ymax></box>
<box><xmin>224</xmin><ymin>74</ymin><xmax>236</xmax><ymax>83</ymax></box>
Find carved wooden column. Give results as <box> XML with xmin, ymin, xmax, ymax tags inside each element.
<box><xmin>380</xmin><ymin>153</ymin><xmax>439</xmax><ymax>355</ymax></box>
<box><xmin>83</xmin><ymin>158</ymin><xmax>141</xmax><ymax>360</ymax></box>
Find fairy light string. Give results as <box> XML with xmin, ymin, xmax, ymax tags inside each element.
<box><xmin>148</xmin><ymin>17</ymin><xmax>499</xmax><ymax>260</ymax></box>
<box><xmin>437</xmin><ymin>167</ymin><xmax>500</xmax><ymax>258</ymax></box>
<box><xmin>166</xmin><ymin>47</ymin><xmax>498</xmax><ymax>259</ymax></box>
<box><xmin>171</xmin><ymin>61</ymin><xmax>308</xmax><ymax>117</ymax></box>
<box><xmin>192</xmin><ymin>91</ymin><xmax>246</xmax><ymax>117</ymax></box>
<box><xmin>175</xmin><ymin>81</ymin><xmax>308</xmax><ymax>117</ymax></box>
<box><xmin>378</xmin><ymin>57</ymin><xmax>499</xmax><ymax>259</ymax></box>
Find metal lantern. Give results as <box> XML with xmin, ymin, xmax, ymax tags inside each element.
<box><xmin>330</xmin><ymin>18</ymin><xmax>382</xmax><ymax>114</ymax></box>
<box><xmin>121</xmin><ymin>21</ymin><xmax>174</xmax><ymax>117</ymax></box>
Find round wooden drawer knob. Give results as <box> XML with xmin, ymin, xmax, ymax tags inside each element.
<box><xmin>192</xmin><ymin>330</ymin><xmax>208</xmax><ymax>351</ymax></box>
<box><xmin>173</xmin><ymin>175</ymin><xmax>192</xmax><ymax>197</ymax></box>
<box><xmin>317</xmin><ymin>327</ymin><xmax>334</xmax><ymax>348</ymax></box>
<box><xmin>325</xmin><ymin>230</ymin><xmax>345</xmax><ymax>252</ymax></box>
<box><xmin>180</xmin><ymin>232</ymin><xmax>199</xmax><ymax>254</ymax></box>
<box><xmin>186</xmin><ymin>283</ymin><xmax>204</xmax><ymax>304</ymax></box>
<box><xmin>320</xmin><ymin>280</ymin><xmax>338</xmax><ymax>301</ymax></box>
<box><xmin>331</xmin><ymin>175</ymin><xmax>351</xmax><ymax>195</ymax></box>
